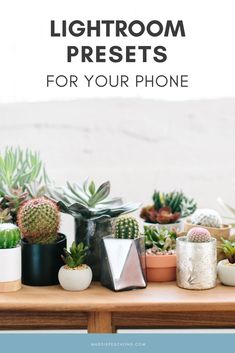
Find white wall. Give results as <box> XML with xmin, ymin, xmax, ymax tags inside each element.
<box><xmin>0</xmin><ymin>0</ymin><xmax>235</xmax><ymax>103</ymax></box>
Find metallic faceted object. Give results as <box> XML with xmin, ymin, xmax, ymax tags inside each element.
<box><xmin>101</xmin><ymin>236</ymin><xmax>147</xmax><ymax>291</ymax></box>
<box><xmin>176</xmin><ymin>236</ymin><xmax>217</xmax><ymax>290</ymax></box>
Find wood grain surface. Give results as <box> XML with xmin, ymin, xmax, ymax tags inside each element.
<box><xmin>0</xmin><ymin>282</ymin><xmax>235</xmax><ymax>332</ymax></box>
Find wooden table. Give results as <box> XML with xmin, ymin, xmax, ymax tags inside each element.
<box><xmin>0</xmin><ymin>282</ymin><xmax>235</xmax><ymax>333</ymax></box>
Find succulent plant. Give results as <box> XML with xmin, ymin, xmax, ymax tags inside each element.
<box><xmin>190</xmin><ymin>209</ymin><xmax>222</xmax><ymax>228</ymax></box>
<box><xmin>0</xmin><ymin>208</ymin><xmax>12</xmax><ymax>224</ymax></box>
<box><xmin>114</xmin><ymin>216</ymin><xmax>139</xmax><ymax>239</ymax></box>
<box><xmin>62</xmin><ymin>241</ymin><xmax>89</xmax><ymax>268</ymax></box>
<box><xmin>219</xmin><ymin>238</ymin><xmax>235</xmax><ymax>264</ymax></box>
<box><xmin>48</xmin><ymin>179</ymin><xmax>140</xmax><ymax>220</ymax></box>
<box><xmin>0</xmin><ymin>147</ymin><xmax>50</xmax><ymax>221</ymax></box>
<box><xmin>140</xmin><ymin>190</ymin><xmax>196</xmax><ymax>224</ymax></box>
<box><xmin>144</xmin><ymin>225</ymin><xmax>176</xmax><ymax>252</ymax></box>
<box><xmin>0</xmin><ymin>223</ymin><xmax>21</xmax><ymax>249</ymax></box>
<box><xmin>17</xmin><ymin>197</ymin><xmax>60</xmax><ymax>244</ymax></box>
<box><xmin>217</xmin><ymin>198</ymin><xmax>235</xmax><ymax>227</ymax></box>
<box><xmin>186</xmin><ymin>227</ymin><xmax>211</xmax><ymax>242</ymax></box>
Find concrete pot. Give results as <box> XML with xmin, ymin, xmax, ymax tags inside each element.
<box><xmin>217</xmin><ymin>259</ymin><xmax>235</xmax><ymax>286</ymax></box>
<box><xmin>58</xmin><ymin>265</ymin><xmax>92</xmax><ymax>291</ymax></box>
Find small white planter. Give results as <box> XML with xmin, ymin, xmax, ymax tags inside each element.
<box><xmin>217</xmin><ymin>259</ymin><xmax>235</xmax><ymax>286</ymax></box>
<box><xmin>58</xmin><ymin>264</ymin><xmax>92</xmax><ymax>291</ymax></box>
<box><xmin>0</xmin><ymin>246</ymin><xmax>21</xmax><ymax>292</ymax></box>
<box><xmin>144</xmin><ymin>220</ymin><xmax>183</xmax><ymax>233</ymax></box>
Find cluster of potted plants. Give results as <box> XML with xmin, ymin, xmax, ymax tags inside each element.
<box><xmin>1</xmin><ymin>146</ymin><xmax>235</xmax><ymax>293</ymax></box>
<box><xmin>140</xmin><ymin>190</ymin><xmax>196</xmax><ymax>232</ymax></box>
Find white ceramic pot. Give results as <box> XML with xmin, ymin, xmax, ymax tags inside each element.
<box><xmin>0</xmin><ymin>246</ymin><xmax>21</xmax><ymax>292</ymax></box>
<box><xmin>58</xmin><ymin>265</ymin><xmax>92</xmax><ymax>291</ymax></box>
<box><xmin>217</xmin><ymin>259</ymin><xmax>235</xmax><ymax>286</ymax></box>
<box><xmin>144</xmin><ymin>220</ymin><xmax>183</xmax><ymax>233</ymax></box>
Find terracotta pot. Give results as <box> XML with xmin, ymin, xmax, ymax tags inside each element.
<box><xmin>184</xmin><ymin>220</ymin><xmax>231</xmax><ymax>261</ymax></box>
<box><xmin>146</xmin><ymin>253</ymin><xmax>176</xmax><ymax>282</ymax></box>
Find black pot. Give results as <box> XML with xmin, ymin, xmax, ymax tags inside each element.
<box><xmin>21</xmin><ymin>233</ymin><xmax>66</xmax><ymax>286</ymax></box>
<box><xmin>75</xmin><ymin>217</ymin><xmax>115</xmax><ymax>281</ymax></box>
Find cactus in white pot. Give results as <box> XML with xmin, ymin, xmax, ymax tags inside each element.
<box><xmin>0</xmin><ymin>223</ymin><xmax>21</xmax><ymax>292</ymax></box>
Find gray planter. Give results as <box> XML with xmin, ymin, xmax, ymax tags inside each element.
<box><xmin>176</xmin><ymin>236</ymin><xmax>217</xmax><ymax>290</ymax></box>
<box><xmin>75</xmin><ymin>216</ymin><xmax>115</xmax><ymax>280</ymax></box>
<box><xmin>100</xmin><ymin>236</ymin><xmax>147</xmax><ymax>291</ymax></box>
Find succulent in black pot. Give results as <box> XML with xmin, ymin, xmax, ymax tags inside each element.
<box><xmin>49</xmin><ymin>179</ymin><xmax>140</xmax><ymax>280</ymax></box>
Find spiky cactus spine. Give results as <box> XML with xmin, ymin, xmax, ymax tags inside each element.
<box><xmin>115</xmin><ymin>216</ymin><xmax>139</xmax><ymax>239</ymax></box>
<box><xmin>187</xmin><ymin>227</ymin><xmax>211</xmax><ymax>243</ymax></box>
<box><xmin>17</xmin><ymin>197</ymin><xmax>60</xmax><ymax>244</ymax></box>
<box><xmin>0</xmin><ymin>223</ymin><xmax>21</xmax><ymax>248</ymax></box>
<box><xmin>191</xmin><ymin>209</ymin><xmax>222</xmax><ymax>228</ymax></box>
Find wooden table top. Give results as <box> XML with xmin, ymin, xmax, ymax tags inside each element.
<box><xmin>0</xmin><ymin>282</ymin><xmax>235</xmax><ymax>313</ymax></box>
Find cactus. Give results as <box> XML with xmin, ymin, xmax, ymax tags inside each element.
<box><xmin>17</xmin><ymin>197</ymin><xmax>60</xmax><ymax>244</ymax></box>
<box><xmin>0</xmin><ymin>223</ymin><xmax>21</xmax><ymax>249</ymax></box>
<box><xmin>187</xmin><ymin>227</ymin><xmax>211</xmax><ymax>243</ymax></box>
<box><xmin>190</xmin><ymin>209</ymin><xmax>222</xmax><ymax>228</ymax></box>
<box><xmin>62</xmin><ymin>241</ymin><xmax>89</xmax><ymax>268</ymax></box>
<box><xmin>114</xmin><ymin>216</ymin><xmax>139</xmax><ymax>239</ymax></box>
<box><xmin>219</xmin><ymin>238</ymin><xmax>235</xmax><ymax>264</ymax></box>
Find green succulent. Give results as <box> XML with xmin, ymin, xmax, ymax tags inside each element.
<box><xmin>114</xmin><ymin>216</ymin><xmax>139</xmax><ymax>239</ymax></box>
<box><xmin>0</xmin><ymin>147</ymin><xmax>49</xmax><ymax>221</ymax></box>
<box><xmin>219</xmin><ymin>238</ymin><xmax>235</xmax><ymax>264</ymax></box>
<box><xmin>144</xmin><ymin>225</ymin><xmax>176</xmax><ymax>252</ymax></box>
<box><xmin>48</xmin><ymin>179</ymin><xmax>140</xmax><ymax>220</ymax></box>
<box><xmin>153</xmin><ymin>190</ymin><xmax>196</xmax><ymax>217</ymax></box>
<box><xmin>62</xmin><ymin>241</ymin><xmax>89</xmax><ymax>268</ymax></box>
<box><xmin>217</xmin><ymin>197</ymin><xmax>235</xmax><ymax>227</ymax></box>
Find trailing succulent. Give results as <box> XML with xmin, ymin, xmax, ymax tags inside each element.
<box><xmin>48</xmin><ymin>179</ymin><xmax>140</xmax><ymax>220</ymax></box>
<box><xmin>140</xmin><ymin>190</ymin><xmax>196</xmax><ymax>224</ymax></box>
<box><xmin>144</xmin><ymin>226</ymin><xmax>176</xmax><ymax>254</ymax></box>
<box><xmin>0</xmin><ymin>147</ymin><xmax>50</xmax><ymax>222</ymax></box>
<box><xmin>219</xmin><ymin>238</ymin><xmax>235</xmax><ymax>264</ymax></box>
<box><xmin>114</xmin><ymin>216</ymin><xmax>139</xmax><ymax>239</ymax></box>
<box><xmin>0</xmin><ymin>223</ymin><xmax>21</xmax><ymax>249</ymax></box>
<box><xmin>17</xmin><ymin>197</ymin><xmax>60</xmax><ymax>244</ymax></box>
<box><xmin>62</xmin><ymin>241</ymin><xmax>89</xmax><ymax>268</ymax></box>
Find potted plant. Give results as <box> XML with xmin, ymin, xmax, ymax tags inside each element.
<box><xmin>217</xmin><ymin>238</ymin><xmax>235</xmax><ymax>286</ymax></box>
<box><xmin>0</xmin><ymin>223</ymin><xmax>21</xmax><ymax>292</ymax></box>
<box><xmin>140</xmin><ymin>190</ymin><xmax>196</xmax><ymax>232</ymax></box>
<box><xmin>17</xmin><ymin>196</ymin><xmax>66</xmax><ymax>286</ymax></box>
<box><xmin>101</xmin><ymin>216</ymin><xmax>146</xmax><ymax>291</ymax></box>
<box><xmin>144</xmin><ymin>225</ymin><xmax>177</xmax><ymax>282</ymax></box>
<box><xmin>49</xmin><ymin>179</ymin><xmax>140</xmax><ymax>280</ymax></box>
<box><xmin>0</xmin><ymin>147</ymin><xmax>50</xmax><ymax>223</ymax></box>
<box><xmin>176</xmin><ymin>227</ymin><xmax>217</xmax><ymax>290</ymax></box>
<box><xmin>184</xmin><ymin>208</ymin><xmax>231</xmax><ymax>261</ymax></box>
<box><xmin>59</xmin><ymin>241</ymin><xmax>92</xmax><ymax>291</ymax></box>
